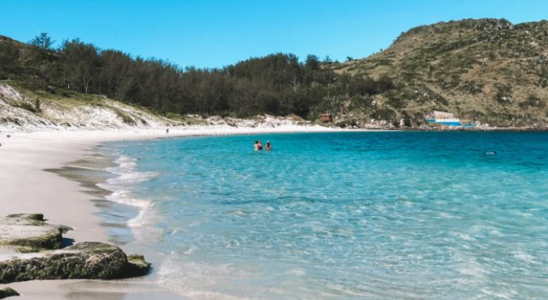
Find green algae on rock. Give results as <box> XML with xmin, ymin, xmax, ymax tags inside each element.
<box><xmin>0</xmin><ymin>214</ymin><xmax>71</xmax><ymax>252</ymax></box>
<box><xmin>0</xmin><ymin>242</ymin><xmax>150</xmax><ymax>283</ymax></box>
<box><xmin>0</xmin><ymin>287</ymin><xmax>19</xmax><ymax>299</ymax></box>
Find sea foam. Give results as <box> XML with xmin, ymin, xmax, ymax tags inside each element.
<box><xmin>97</xmin><ymin>154</ymin><xmax>158</xmax><ymax>229</ymax></box>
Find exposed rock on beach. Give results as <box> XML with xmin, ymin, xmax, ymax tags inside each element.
<box><xmin>0</xmin><ymin>287</ymin><xmax>19</xmax><ymax>299</ymax></box>
<box><xmin>0</xmin><ymin>214</ymin><xmax>69</xmax><ymax>252</ymax></box>
<box><xmin>0</xmin><ymin>214</ymin><xmax>150</xmax><ymax>284</ymax></box>
<box><xmin>0</xmin><ymin>242</ymin><xmax>149</xmax><ymax>283</ymax></box>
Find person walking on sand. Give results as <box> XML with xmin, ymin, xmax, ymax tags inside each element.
<box><xmin>265</xmin><ymin>141</ymin><xmax>272</xmax><ymax>151</ymax></box>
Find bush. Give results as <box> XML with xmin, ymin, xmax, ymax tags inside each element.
<box><xmin>15</xmin><ymin>101</ymin><xmax>40</xmax><ymax>113</ymax></box>
<box><xmin>519</xmin><ymin>94</ymin><xmax>545</xmax><ymax>108</ymax></box>
<box><xmin>35</xmin><ymin>99</ymin><xmax>42</xmax><ymax>113</ymax></box>
<box><xmin>495</xmin><ymin>84</ymin><xmax>513</xmax><ymax>105</ymax></box>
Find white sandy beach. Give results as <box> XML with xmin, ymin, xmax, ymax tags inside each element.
<box><xmin>0</xmin><ymin>125</ymin><xmax>337</xmax><ymax>299</ymax></box>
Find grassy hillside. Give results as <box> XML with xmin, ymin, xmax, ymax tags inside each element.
<box><xmin>0</xmin><ymin>81</ymin><xmax>205</xmax><ymax>130</ymax></box>
<box><xmin>0</xmin><ymin>81</ymin><xmax>313</xmax><ymax>130</ymax></box>
<box><xmin>331</xmin><ymin>18</ymin><xmax>548</xmax><ymax>127</ymax></box>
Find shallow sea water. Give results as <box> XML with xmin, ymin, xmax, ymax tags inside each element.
<box><xmin>102</xmin><ymin>132</ymin><xmax>548</xmax><ymax>300</ymax></box>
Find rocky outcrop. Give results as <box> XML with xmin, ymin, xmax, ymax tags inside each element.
<box><xmin>0</xmin><ymin>214</ymin><xmax>150</xmax><ymax>283</ymax></box>
<box><xmin>0</xmin><ymin>287</ymin><xmax>19</xmax><ymax>299</ymax></box>
<box><xmin>0</xmin><ymin>242</ymin><xmax>150</xmax><ymax>283</ymax></box>
<box><xmin>0</xmin><ymin>214</ymin><xmax>71</xmax><ymax>252</ymax></box>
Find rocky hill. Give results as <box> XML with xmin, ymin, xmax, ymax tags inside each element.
<box><xmin>332</xmin><ymin>18</ymin><xmax>548</xmax><ymax>127</ymax></box>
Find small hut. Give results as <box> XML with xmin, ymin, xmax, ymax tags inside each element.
<box><xmin>320</xmin><ymin>113</ymin><xmax>333</xmax><ymax>123</ymax></box>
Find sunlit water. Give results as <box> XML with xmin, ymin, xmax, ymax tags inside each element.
<box><xmin>100</xmin><ymin>132</ymin><xmax>548</xmax><ymax>300</ymax></box>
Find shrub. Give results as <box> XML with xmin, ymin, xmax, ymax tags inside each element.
<box><xmin>495</xmin><ymin>84</ymin><xmax>513</xmax><ymax>105</ymax></box>
<box><xmin>519</xmin><ymin>94</ymin><xmax>546</xmax><ymax>108</ymax></box>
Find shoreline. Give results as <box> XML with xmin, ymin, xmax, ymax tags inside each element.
<box><xmin>0</xmin><ymin>125</ymin><xmax>340</xmax><ymax>299</ymax></box>
<box><xmin>1</xmin><ymin>126</ymin><xmax>547</xmax><ymax>298</ymax></box>
<box><xmin>3</xmin><ymin>126</ymin><xmax>544</xmax><ymax>299</ymax></box>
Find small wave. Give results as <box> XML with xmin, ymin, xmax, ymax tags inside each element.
<box><xmin>106</xmin><ymin>155</ymin><xmax>137</xmax><ymax>174</ymax></box>
<box><xmin>513</xmin><ymin>251</ymin><xmax>538</xmax><ymax>264</ymax></box>
<box><xmin>128</xmin><ymin>200</ymin><xmax>154</xmax><ymax>228</ymax></box>
<box><xmin>107</xmin><ymin>171</ymin><xmax>159</xmax><ymax>185</ymax></box>
<box><xmin>98</xmin><ymin>154</ymin><xmax>158</xmax><ymax>231</ymax></box>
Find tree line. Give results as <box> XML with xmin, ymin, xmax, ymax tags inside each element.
<box><xmin>0</xmin><ymin>33</ymin><xmax>395</xmax><ymax>119</ymax></box>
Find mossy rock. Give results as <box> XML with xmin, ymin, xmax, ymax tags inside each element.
<box><xmin>0</xmin><ymin>242</ymin><xmax>150</xmax><ymax>283</ymax></box>
<box><xmin>0</xmin><ymin>287</ymin><xmax>19</xmax><ymax>299</ymax></box>
<box><xmin>6</xmin><ymin>214</ymin><xmax>44</xmax><ymax>222</ymax></box>
<box><xmin>127</xmin><ymin>254</ymin><xmax>150</xmax><ymax>275</ymax></box>
<box><xmin>0</xmin><ymin>214</ymin><xmax>70</xmax><ymax>252</ymax></box>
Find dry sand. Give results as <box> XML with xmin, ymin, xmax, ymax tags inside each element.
<box><xmin>0</xmin><ymin>125</ymin><xmax>336</xmax><ymax>299</ymax></box>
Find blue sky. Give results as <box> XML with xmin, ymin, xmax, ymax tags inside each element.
<box><xmin>1</xmin><ymin>0</ymin><xmax>547</xmax><ymax>68</ymax></box>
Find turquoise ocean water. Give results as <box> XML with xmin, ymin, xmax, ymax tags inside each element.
<box><xmin>100</xmin><ymin>132</ymin><xmax>548</xmax><ymax>300</ymax></box>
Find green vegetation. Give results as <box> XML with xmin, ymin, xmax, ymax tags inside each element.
<box><xmin>0</xmin><ymin>287</ymin><xmax>19</xmax><ymax>299</ymax></box>
<box><xmin>2</xmin><ymin>18</ymin><xmax>548</xmax><ymax>127</ymax></box>
<box><xmin>0</xmin><ymin>33</ymin><xmax>396</xmax><ymax>123</ymax></box>
<box><xmin>335</xmin><ymin>18</ymin><xmax>548</xmax><ymax>126</ymax></box>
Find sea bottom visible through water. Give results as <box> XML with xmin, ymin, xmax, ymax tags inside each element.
<box><xmin>97</xmin><ymin>132</ymin><xmax>548</xmax><ymax>300</ymax></box>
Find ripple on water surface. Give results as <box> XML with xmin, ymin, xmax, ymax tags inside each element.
<box><xmin>106</xmin><ymin>132</ymin><xmax>548</xmax><ymax>300</ymax></box>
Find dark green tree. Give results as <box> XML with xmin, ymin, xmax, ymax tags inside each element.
<box><xmin>0</xmin><ymin>40</ymin><xmax>21</xmax><ymax>79</ymax></box>
<box><xmin>29</xmin><ymin>33</ymin><xmax>54</xmax><ymax>50</ymax></box>
<box><xmin>99</xmin><ymin>50</ymin><xmax>133</xmax><ymax>98</ymax></box>
<box><xmin>61</xmin><ymin>39</ymin><xmax>100</xmax><ymax>94</ymax></box>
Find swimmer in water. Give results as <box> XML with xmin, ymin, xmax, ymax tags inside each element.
<box><xmin>486</xmin><ymin>151</ymin><xmax>497</xmax><ymax>155</ymax></box>
<box><xmin>265</xmin><ymin>141</ymin><xmax>272</xmax><ymax>151</ymax></box>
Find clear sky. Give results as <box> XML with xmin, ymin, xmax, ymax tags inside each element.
<box><xmin>1</xmin><ymin>0</ymin><xmax>547</xmax><ymax>68</ymax></box>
